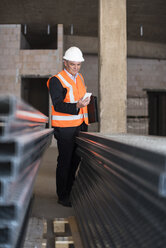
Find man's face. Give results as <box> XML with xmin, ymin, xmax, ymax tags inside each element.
<box><xmin>64</xmin><ymin>60</ymin><xmax>81</xmax><ymax>76</ymax></box>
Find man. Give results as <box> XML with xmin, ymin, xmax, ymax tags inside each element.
<box><xmin>47</xmin><ymin>47</ymin><xmax>90</xmax><ymax>207</ymax></box>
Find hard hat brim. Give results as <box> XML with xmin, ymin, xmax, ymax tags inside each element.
<box><xmin>63</xmin><ymin>56</ymin><xmax>84</xmax><ymax>62</ymax></box>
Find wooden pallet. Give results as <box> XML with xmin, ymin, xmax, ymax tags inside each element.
<box><xmin>53</xmin><ymin>216</ymin><xmax>84</xmax><ymax>248</ymax></box>
<box><xmin>42</xmin><ymin>239</ymin><xmax>47</xmax><ymax>248</ymax></box>
<box><xmin>42</xmin><ymin>220</ymin><xmax>48</xmax><ymax>247</ymax></box>
<box><xmin>23</xmin><ymin>217</ymin><xmax>48</xmax><ymax>248</ymax></box>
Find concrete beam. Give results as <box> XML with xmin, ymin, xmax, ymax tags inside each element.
<box><xmin>64</xmin><ymin>35</ymin><xmax>98</xmax><ymax>54</ymax></box>
<box><xmin>128</xmin><ymin>40</ymin><xmax>166</xmax><ymax>59</ymax></box>
<box><xmin>65</xmin><ymin>35</ymin><xmax>166</xmax><ymax>59</ymax></box>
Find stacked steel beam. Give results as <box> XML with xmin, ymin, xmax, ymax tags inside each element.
<box><xmin>71</xmin><ymin>132</ymin><xmax>166</xmax><ymax>248</ymax></box>
<box><xmin>0</xmin><ymin>95</ymin><xmax>53</xmax><ymax>248</ymax></box>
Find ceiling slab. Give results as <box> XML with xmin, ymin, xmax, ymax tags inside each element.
<box><xmin>0</xmin><ymin>0</ymin><xmax>166</xmax><ymax>43</ymax></box>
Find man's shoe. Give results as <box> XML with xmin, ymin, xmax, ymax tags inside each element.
<box><xmin>58</xmin><ymin>198</ymin><xmax>72</xmax><ymax>207</ymax></box>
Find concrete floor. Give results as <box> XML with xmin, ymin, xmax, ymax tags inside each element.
<box><xmin>27</xmin><ymin>145</ymin><xmax>75</xmax><ymax>248</ymax></box>
<box><xmin>31</xmin><ymin>146</ymin><xmax>75</xmax><ymax>219</ymax></box>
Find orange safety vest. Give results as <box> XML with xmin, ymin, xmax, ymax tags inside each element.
<box><xmin>47</xmin><ymin>70</ymin><xmax>89</xmax><ymax>127</ymax></box>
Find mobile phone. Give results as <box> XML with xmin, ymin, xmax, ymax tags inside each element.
<box><xmin>82</xmin><ymin>92</ymin><xmax>92</xmax><ymax>100</ymax></box>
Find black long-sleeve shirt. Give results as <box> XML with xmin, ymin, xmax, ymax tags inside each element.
<box><xmin>49</xmin><ymin>76</ymin><xmax>79</xmax><ymax>115</ymax></box>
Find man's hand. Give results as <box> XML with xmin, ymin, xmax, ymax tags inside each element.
<box><xmin>76</xmin><ymin>97</ymin><xmax>91</xmax><ymax>108</ymax></box>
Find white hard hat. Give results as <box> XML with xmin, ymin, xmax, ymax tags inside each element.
<box><xmin>63</xmin><ymin>46</ymin><xmax>84</xmax><ymax>62</ymax></box>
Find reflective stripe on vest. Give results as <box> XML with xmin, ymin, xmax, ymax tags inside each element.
<box><xmin>57</xmin><ymin>73</ymin><xmax>76</xmax><ymax>103</ymax></box>
<box><xmin>52</xmin><ymin>113</ymin><xmax>88</xmax><ymax>121</ymax></box>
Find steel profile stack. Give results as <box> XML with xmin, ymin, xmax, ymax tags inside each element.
<box><xmin>0</xmin><ymin>95</ymin><xmax>53</xmax><ymax>248</ymax></box>
<box><xmin>71</xmin><ymin>132</ymin><xmax>166</xmax><ymax>248</ymax></box>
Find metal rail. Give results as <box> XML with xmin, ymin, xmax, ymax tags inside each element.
<box><xmin>71</xmin><ymin>132</ymin><xmax>166</xmax><ymax>248</ymax></box>
<box><xmin>0</xmin><ymin>120</ymin><xmax>45</xmax><ymax>137</ymax></box>
<box><xmin>0</xmin><ymin>95</ymin><xmax>48</xmax><ymax>123</ymax></box>
<box><xmin>0</xmin><ymin>95</ymin><xmax>48</xmax><ymax>138</ymax></box>
<box><xmin>0</xmin><ymin>95</ymin><xmax>53</xmax><ymax>248</ymax></box>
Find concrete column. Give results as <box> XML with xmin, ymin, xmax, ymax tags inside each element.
<box><xmin>57</xmin><ymin>24</ymin><xmax>63</xmax><ymax>72</ymax></box>
<box><xmin>99</xmin><ymin>0</ymin><xmax>127</xmax><ymax>133</ymax></box>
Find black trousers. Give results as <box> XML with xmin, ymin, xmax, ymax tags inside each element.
<box><xmin>54</xmin><ymin>122</ymin><xmax>87</xmax><ymax>200</ymax></box>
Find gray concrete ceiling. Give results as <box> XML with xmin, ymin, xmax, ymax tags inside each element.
<box><xmin>0</xmin><ymin>0</ymin><xmax>166</xmax><ymax>43</ymax></box>
<box><xmin>127</xmin><ymin>0</ymin><xmax>166</xmax><ymax>43</ymax></box>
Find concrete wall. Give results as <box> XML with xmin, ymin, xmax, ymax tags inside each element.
<box><xmin>127</xmin><ymin>57</ymin><xmax>166</xmax><ymax>135</ymax></box>
<box><xmin>127</xmin><ymin>58</ymin><xmax>166</xmax><ymax>97</ymax></box>
<box><xmin>81</xmin><ymin>55</ymin><xmax>98</xmax><ymax>97</ymax></box>
<box><xmin>81</xmin><ymin>54</ymin><xmax>99</xmax><ymax>131</ymax></box>
<box><xmin>0</xmin><ymin>24</ymin><xmax>63</xmax><ymax>97</ymax></box>
<box><xmin>21</xmin><ymin>31</ymin><xmax>31</xmax><ymax>49</ymax></box>
<box><xmin>0</xmin><ymin>25</ymin><xmax>20</xmax><ymax>97</ymax></box>
<box><xmin>19</xmin><ymin>49</ymin><xmax>61</xmax><ymax>77</ymax></box>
